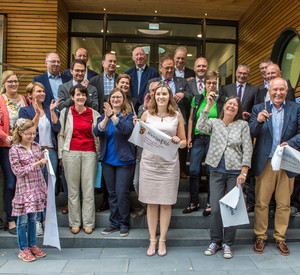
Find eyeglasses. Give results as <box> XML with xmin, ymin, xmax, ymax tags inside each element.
<box><xmin>161</xmin><ymin>66</ymin><xmax>174</xmax><ymax>71</ymax></box>
<box><xmin>6</xmin><ymin>80</ymin><xmax>19</xmax><ymax>84</ymax></box>
<box><xmin>206</xmin><ymin>81</ymin><xmax>217</xmax><ymax>86</ymax></box>
<box><xmin>237</xmin><ymin>72</ymin><xmax>248</xmax><ymax>76</ymax></box>
<box><xmin>22</xmin><ymin>132</ymin><xmax>37</xmax><ymax>137</ymax></box>
<box><xmin>46</xmin><ymin>60</ymin><xmax>61</xmax><ymax>64</ymax></box>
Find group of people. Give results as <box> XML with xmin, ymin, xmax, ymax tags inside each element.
<box><xmin>0</xmin><ymin>45</ymin><xmax>299</xmax><ymax>262</ymax></box>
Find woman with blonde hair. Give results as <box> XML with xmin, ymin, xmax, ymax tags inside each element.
<box><xmin>94</xmin><ymin>88</ymin><xmax>135</xmax><ymax>237</ymax></box>
<box><xmin>0</xmin><ymin>70</ymin><xmax>28</xmax><ymax>234</ymax></box>
<box><xmin>138</xmin><ymin>83</ymin><xmax>186</xmax><ymax>256</ymax></box>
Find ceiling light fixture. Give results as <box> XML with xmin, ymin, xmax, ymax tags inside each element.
<box><xmin>197</xmin><ymin>34</ymin><xmax>202</xmax><ymax>38</ymax></box>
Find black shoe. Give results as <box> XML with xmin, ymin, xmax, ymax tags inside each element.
<box><xmin>182</xmin><ymin>203</ymin><xmax>200</xmax><ymax>214</ymax></box>
<box><xmin>202</xmin><ymin>204</ymin><xmax>211</xmax><ymax>216</ymax></box>
<box><xmin>97</xmin><ymin>200</ymin><xmax>109</xmax><ymax>212</ymax></box>
<box><xmin>247</xmin><ymin>206</ymin><xmax>254</xmax><ymax>213</ymax></box>
<box><xmin>101</xmin><ymin>227</ymin><xmax>120</xmax><ymax>235</ymax></box>
<box><xmin>269</xmin><ymin>209</ymin><xmax>275</xmax><ymax>218</ymax></box>
<box><xmin>8</xmin><ymin>227</ymin><xmax>17</xmax><ymax>235</ymax></box>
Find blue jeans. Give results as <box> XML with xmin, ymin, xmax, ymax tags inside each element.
<box><xmin>17</xmin><ymin>212</ymin><xmax>37</xmax><ymax>250</ymax></box>
<box><xmin>0</xmin><ymin>147</ymin><xmax>17</xmax><ymax>222</ymax></box>
<box><xmin>102</xmin><ymin>163</ymin><xmax>134</xmax><ymax>231</ymax></box>
<box><xmin>38</xmin><ymin>149</ymin><xmax>58</xmax><ymax>222</ymax></box>
<box><xmin>189</xmin><ymin>135</ymin><xmax>210</xmax><ymax>205</ymax></box>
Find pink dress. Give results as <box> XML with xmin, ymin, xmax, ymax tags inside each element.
<box><xmin>9</xmin><ymin>142</ymin><xmax>47</xmax><ymax>216</ymax></box>
<box><xmin>138</xmin><ymin>111</ymin><xmax>180</xmax><ymax>205</ymax></box>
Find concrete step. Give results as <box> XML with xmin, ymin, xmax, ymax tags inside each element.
<box><xmin>56</xmin><ymin>207</ymin><xmax>300</xmax><ymax>229</ymax></box>
<box><xmin>0</xmin><ymin>228</ymin><xmax>299</xmax><ymax>249</ymax></box>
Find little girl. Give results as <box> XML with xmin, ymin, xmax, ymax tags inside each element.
<box><xmin>9</xmin><ymin>118</ymin><xmax>48</xmax><ymax>262</ymax></box>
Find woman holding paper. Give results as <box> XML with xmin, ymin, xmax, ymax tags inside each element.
<box><xmin>138</xmin><ymin>83</ymin><xmax>186</xmax><ymax>257</ymax></box>
<box><xmin>93</xmin><ymin>88</ymin><xmax>135</xmax><ymax>237</ymax></box>
<box><xmin>58</xmin><ymin>84</ymin><xmax>100</xmax><ymax>235</ymax></box>
<box><xmin>196</xmin><ymin>96</ymin><xmax>252</xmax><ymax>259</ymax></box>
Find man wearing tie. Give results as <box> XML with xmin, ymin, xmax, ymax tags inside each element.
<box><xmin>187</xmin><ymin>57</ymin><xmax>209</xmax><ymax>96</ymax></box>
<box><xmin>125</xmin><ymin>47</ymin><xmax>159</xmax><ymax>105</ymax></box>
<box><xmin>219</xmin><ymin>64</ymin><xmax>258</xmax><ymax>120</ymax></box>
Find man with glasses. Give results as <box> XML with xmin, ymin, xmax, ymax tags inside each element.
<box><xmin>145</xmin><ymin>56</ymin><xmax>193</xmax><ymax>179</ymax></box>
<box><xmin>188</xmin><ymin>57</ymin><xmax>209</xmax><ymax>96</ymax></box>
<box><xmin>64</xmin><ymin>48</ymin><xmax>99</xmax><ymax>81</ymax></box>
<box><xmin>33</xmin><ymin>52</ymin><xmax>69</xmax><ymax>107</ymax></box>
<box><xmin>219</xmin><ymin>63</ymin><xmax>258</xmax><ymax>120</ymax></box>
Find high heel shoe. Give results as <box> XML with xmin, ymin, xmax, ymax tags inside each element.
<box><xmin>158</xmin><ymin>239</ymin><xmax>167</xmax><ymax>257</ymax></box>
<box><xmin>147</xmin><ymin>238</ymin><xmax>157</xmax><ymax>256</ymax></box>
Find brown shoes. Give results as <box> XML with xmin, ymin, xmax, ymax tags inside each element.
<box><xmin>61</xmin><ymin>203</ymin><xmax>68</xmax><ymax>214</ymax></box>
<box><xmin>275</xmin><ymin>240</ymin><xmax>289</xmax><ymax>256</ymax></box>
<box><xmin>132</xmin><ymin>208</ymin><xmax>146</xmax><ymax>218</ymax></box>
<box><xmin>71</xmin><ymin>227</ymin><xmax>80</xmax><ymax>234</ymax></box>
<box><xmin>254</xmin><ymin>238</ymin><xmax>266</xmax><ymax>254</ymax></box>
<box><xmin>84</xmin><ymin>228</ymin><xmax>93</xmax><ymax>234</ymax></box>
<box><xmin>180</xmin><ymin>171</ymin><xmax>188</xmax><ymax>179</ymax></box>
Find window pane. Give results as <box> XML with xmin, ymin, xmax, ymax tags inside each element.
<box><xmin>71</xmin><ymin>19</ymin><xmax>104</xmax><ymax>33</ymax></box>
<box><xmin>110</xmin><ymin>42</ymin><xmax>152</xmax><ymax>73</ymax></box>
<box><xmin>207</xmin><ymin>25</ymin><xmax>236</xmax><ymax>39</ymax></box>
<box><xmin>281</xmin><ymin>35</ymin><xmax>300</xmax><ymax>88</ymax></box>
<box><xmin>206</xmin><ymin>43</ymin><xmax>236</xmax><ymax>85</ymax></box>
<box><xmin>108</xmin><ymin>21</ymin><xmax>202</xmax><ymax>38</ymax></box>
<box><xmin>70</xmin><ymin>37</ymin><xmax>103</xmax><ymax>73</ymax></box>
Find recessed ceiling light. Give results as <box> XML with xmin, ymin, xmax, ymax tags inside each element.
<box><xmin>116</xmin><ymin>65</ymin><xmax>120</xmax><ymax>68</ymax></box>
<box><xmin>154</xmin><ymin>10</ymin><xmax>158</xmax><ymax>13</ymax></box>
<box><xmin>187</xmin><ymin>54</ymin><xmax>192</xmax><ymax>57</ymax></box>
<box><xmin>205</xmin><ymin>13</ymin><xmax>208</xmax><ymax>16</ymax></box>
<box><xmin>103</xmin><ymin>8</ymin><xmax>106</xmax><ymax>11</ymax></box>
<box><xmin>111</xmin><ymin>51</ymin><xmax>116</xmax><ymax>54</ymax></box>
<box><xmin>197</xmin><ymin>34</ymin><xmax>202</xmax><ymax>38</ymax></box>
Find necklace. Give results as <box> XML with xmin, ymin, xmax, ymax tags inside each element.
<box><xmin>158</xmin><ymin>113</ymin><xmax>167</xmax><ymax>122</ymax></box>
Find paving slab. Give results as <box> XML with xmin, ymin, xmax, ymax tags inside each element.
<box><xmin>40</xmin><ymin>248</ymin><xmax>102</xmax><ymax>260</ymax></box>
<box><xmin>0</xmin><ymin>259</ymin><xmax>67</xmax><ymax>274</ymax></box>
<box><xmin>228</xmin><ymin>268</ymin><xmax>296</xmax><ymax>275</ymax></box>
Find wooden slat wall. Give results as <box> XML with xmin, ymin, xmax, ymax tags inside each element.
<box><xmin>0</xmin><ymin>0</ymin><xmax>69</xmax><ymax>94</ymax></box>
<box><xmin>238</xmin><ymin>0</ymin><xmax>300</xmax><ymax>98</ymax></box>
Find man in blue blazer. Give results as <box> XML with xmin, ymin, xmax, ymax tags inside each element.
<box><xmin>33</xmin><ymin>52</ymin><xmax>69</xmax><ymax>107</ymax></box>
<box><xmin>249</xmin><ymin>77</ymin><xmax>300</xmax><ymax>256</ymax></box>
<box><xmin>63</xmin><ymin>48</ymin><xmax>99</xmax><ymax>81</ymax></box>
<box><xmin>125</xmin><ymin>47</ymin><xmax>159</xmax><ymax>105</ymax></box>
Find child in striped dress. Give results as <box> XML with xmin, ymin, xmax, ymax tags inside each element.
<box><xmin>9</xmin><ymin>118</ymin><xmax>48</xmax><ymax>262</ymax></box>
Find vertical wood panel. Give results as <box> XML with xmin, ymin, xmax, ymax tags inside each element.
<box><xmin>0</xmin><ymin>0</ymin><xmax>69</xmax><ymax>93</ymax></box>
<box><xmin>238</xmin><ymin>0</ymin><xmax>300</xmax><ymax>98</ymax></box>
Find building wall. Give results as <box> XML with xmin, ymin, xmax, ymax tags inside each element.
<box><xmin>0</xmin><ymin>0</ymin><xmax>69</xmax><ymax>93</ymax></box>
<box><xmin>238</xmin><ymin>0</ymin><xmax>300</xmax><ymax>98</ymax></box>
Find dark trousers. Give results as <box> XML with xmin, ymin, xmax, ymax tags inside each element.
<box><xmin>189</xmin><ymin>135</ymin><xmax>210</xmax><ymax>205</ymax></box>
<box><xmin>210</xmin><ymin>171</ymin><xmax>238</xmax><ymax>246</ymax></box>
<box><xmin>0</xmin><ymin>147</ymin><xmax>17</xmax><ymax>223</ymax></box>
<box><xmin>102</xmin><ymin>163</ymin><xmax>134</xmax><ymax>230</ymax></box>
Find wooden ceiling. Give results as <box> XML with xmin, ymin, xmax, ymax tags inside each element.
<box><xmin>64</xmin><ymin>0</ymin><xmax>256</xmax><ymax>21</ymax></box>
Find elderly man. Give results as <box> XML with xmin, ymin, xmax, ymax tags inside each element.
<box><xmin>125</xmin><ymin>47</ymin><xmax>159</xmax><ymax>105</ymax></box>
<box><xmin>174</xmin><ymin>46</ymin><xmax>195</xmax><ymax>80</ymax></box>
<box><xmin>255</xmin><ymin>63</ymin><xmax>295</xmax><ymax>104</ymax></box>
<box><xmin>187</xmin><ymin>57</ymin><xmax>209</xmax><ymax>96</ymax></box>
<box><xmin>250</xmin><ymin>77</ymin><xmax>300</xmax><ymax>256</ymax></box>
<box><xmin>33</xmin><ymin>52</ymin><xmax>69</xmax><ymax>106</ymax></box>
<box><xmin>90</xmin><ymin>53</ymin><xmax>118</xmax><ymax>114</ymax></box>
<box><xmin>220</xmin><ymin>64</ymin><xmax>258</xmax><ymax>120</ymax></box>
<box><xmin>58</xmin><ymin>59</ymin><xmax>98</xmax><ymax>111</ymax></box>
<box><xmin>64</xmin><ymin>48</ymin><xmax>99</xmax><ymax>81</ymax></box>
<box><xmin>146</xmin><ymin>56</ymin><xmax>193</xmax><ymax>178</ymax></box>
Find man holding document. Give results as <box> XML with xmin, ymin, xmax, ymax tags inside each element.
<box><xmin>249</xmin><ymin>77</ymin><xmax>300</xmax><ymax>256</ymax></box>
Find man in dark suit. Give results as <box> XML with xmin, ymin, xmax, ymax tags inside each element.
<box><xmin>125</xmin><ymin>47</ymin><xmax>159</xmax><ymax>105</ymax></box>
<box><xmin>145</xmin><ymin>56</ymin><xmax>193</xmax><ymax>178</ymax></box>
<box><xmin>254</xmin><ymin>63</ymin><xmax>295</xmax><ymax>104</ymax></box>
<box><xmin>63</xmin><ymin>48</ymin><xmax>99</xmax><ymax>81</ymax></box>
<box><xmin>220</xmin><ymin>63</ymin><xmax>258</xmax><ymax>120</ymax></box>
<box><xmin>33</xmin><ymin>52</ymin><xmax>69</xmax><ymax>107</ymax></box>
<box><xmin>187</xmin><ymin>57</ymin><xmax>209</xmax><ymax>96</ymax></box>
<box><xmin>90</xmin><ymin>53</ymin><xmax>118</xmax><ymax>114</ymax></box>
<box><xmin>174</xmin><ymin>46</ymin><xmax>195</xmax><ymax>81</ymax></box>
<box><xmin>250</xmin><ymin>77</ymin><xmax>300</xmax><ymax>256</ymax></box>
<box><xmin>58</xmin><ymin>59</ymin><xmax>98</xmax><ymax>111</ymax></box>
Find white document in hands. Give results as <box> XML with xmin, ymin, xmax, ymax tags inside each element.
<box><xmin>43</xmin><ymin>150</ymin><xmax>61</xmax><ymax>250</ymax></box>
<box><xmin>219</xmin><ymin>185</ymin><xmax>249</xmax><ymax>228</ymax></box>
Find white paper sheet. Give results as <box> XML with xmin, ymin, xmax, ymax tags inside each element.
<box><xmin>43</xmin><ymin>150</ymin><xmax>61</xmax><ymax>250</ymax></box>
<box><xmin>129</xmin><ymin>121</ymin><xmax>181</xmax><ymax>161</ymax></box>
<box><xmin>219</xmin><ymin>185</ymin><xmax>249</xmax><ymax>228</ymax></box>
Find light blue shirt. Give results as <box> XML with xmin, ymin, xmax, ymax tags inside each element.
<box><xmin>175</xmin><ymin>67</ymin><xmax>185</xmax><ymax>78</ymax></box>
<box><xmin>296</xmin><ymin>97</ymin><xmax>300</xmax><ymax>104</ymax></box>
<box><xmin>269</xmin><ymin>101</ymin><xmax>285</xmax><ymax>157</ymax></box>
<box><xmin>47</xmin><ymin>72</ymin><xmax>62</xmax><ymax>101</ymax></box>
<box><xmin>103</xmin><ymin>73</ymin><xmax>115</xmax><ymax>95</ymax></box>
<box><xmin>162</xmin><ymin>76</ymin><xmax>176</xmax><ymax>96</ymax></box>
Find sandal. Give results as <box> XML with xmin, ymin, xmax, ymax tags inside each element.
<box><xmin>203</xmin><ymin>204</ymin><xmax>211</xmax><ymax>216</ymax></box>
<box><xmin>158</xmin><ymin>239</ymin><xmax>167</xmax><ymax>257</ymax></box>
<box><xmin>147</xmin><ymin>238</ymin><xmax>157</xmax><ymax>256</ymax></box>
<box><xmin>182</xmin><ymin>203</ymin><xmax>200</xmax><ymax>214</ymax></box>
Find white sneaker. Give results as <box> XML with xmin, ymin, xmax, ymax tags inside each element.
<box><xmin>204</xmin><ymin>243</ymin><xmax>222</xmax><ymax>256</ymax></box>
<box><xmin>36</xmin><ymin>221</ymin><xmax>44</xmax><ymax>236</ymax></box>
<box><xmin>222</xmin><ymin>244</ymin><xmax>233</xmax><ymax>259</ymax></box>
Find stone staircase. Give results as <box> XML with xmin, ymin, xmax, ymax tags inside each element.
<box><xmin>1</xmin><ymin>178</ymin><xmax>300</xmax><ymax>248</ymax></box>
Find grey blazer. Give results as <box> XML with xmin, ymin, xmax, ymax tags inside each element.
<box><xmin>196</xmin><ymin>110</ymin><xmax>253</xmax><ymax>170</ymax></box>
<box><xmin>57</xmin><ymin>80</ymin><xmax>99</xmax><ymax>112</ymax></box>
<box><xmin>187</xmin><ymin>78</ymin><xmax>199</xmax><ymax>96</ymax></box>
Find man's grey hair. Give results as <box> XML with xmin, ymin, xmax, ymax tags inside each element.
<box><xmin>236</xmin><ymin>63</ymin><xmax>250</xmax><ymax>74</ymax></box>
<box><xmin>175</xmin><ymin>46</ymin><xmax>187</xmax><ymax>55</ymax></box>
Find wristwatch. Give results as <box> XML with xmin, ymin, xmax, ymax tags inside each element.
<box><xmin>241</xmin><ymin>172</ymin><xmax>247</xmax><ymax>177</ymax></box>
<box><xmin>108</xmin><ymin>112</ymin><xmax>114</xmax><ymax>118</ymax></box>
